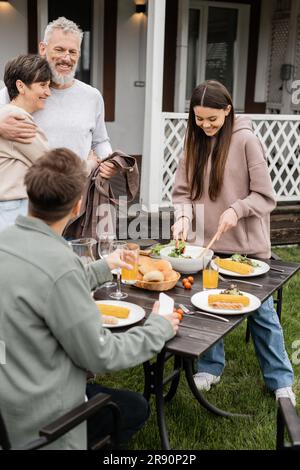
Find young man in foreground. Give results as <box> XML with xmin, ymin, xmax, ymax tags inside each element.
<box><xmin>0</xmin><ymin>148</ymin><xmax>179</xmax><ymax>449</ymax></box>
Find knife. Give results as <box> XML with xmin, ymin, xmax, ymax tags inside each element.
<box><xmin>270</xmin><ymin>267</ymin><xmax>285</xmax><ymax>273</ymax></box>
<box><xmin>184</xmin><ymin>311</ymin><xmax>230</xmax><ymax>322</ymax></box>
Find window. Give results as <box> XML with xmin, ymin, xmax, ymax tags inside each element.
<box><xmin>185</xmin><ymin>1</ymin><xmax>250</xmax><ymax>111</ymax></box>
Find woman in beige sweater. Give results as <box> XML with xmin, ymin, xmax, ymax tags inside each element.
<box><xmin>172</xmin><ymin>80</ymin><xmax>295</xmax><ymax>405</ymax></box>
<box><xmin>0</xmin><ymin>54</ymin><xmax>51</xmax><ymax>231</ymax></box>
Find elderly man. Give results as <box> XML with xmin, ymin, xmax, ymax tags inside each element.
<box><xmin>0</xmin><ymin>17</ymin><xmax>115</xmax><ymax>179</ymax></box>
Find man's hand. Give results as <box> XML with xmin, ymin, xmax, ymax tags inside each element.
<box><xmin>151</xmin><ymin>301</ymin><xmax>180</xmax><ymax>336</ymax></box>
<box><xmin>216</xmin><ymin>208</ymin><xmax>238</xmax><ymax>240</ymax></box>
<box><xmin>171</xmin><ymin>216</ymin><xmax>190</xmax><ymax>241</ymax></box>
<box><xmin>0</xmin><ymin>114</ymin><xmax>37</xmax><ymax>143</ymax></box>
<box><xmin>99</xmin><ymin>161</ymin><xmax>118</xmax><ymax>179</ymax></box>
<box><xmin>105</xmin><ymin>248</ymin><xmax>133</xmax><ymax>271</ymax></box>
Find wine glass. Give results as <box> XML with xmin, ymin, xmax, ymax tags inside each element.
<box><xmin>109</xmin><ymin>241</ymin><xmax>128</xmax><ymax>300</ymax></box>
<box><xmin>97</xmin><ymin>234</ymin><xmax>117</xmax><ymax>288</ymax></box>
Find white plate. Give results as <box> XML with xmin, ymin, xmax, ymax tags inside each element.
<box><xmin>211</xmin><ymin>258</ymin><xmax>270</xmax><ymax>278</ymax></box>
<box><xmin>191</xmin><ymin>289</ymin><xmax>261</xmax><ymax>315</ymax></box>
<box><xmin>95</xmin><ymin>300</ymin><xmax>145</xmax><ymax>328</ymax></box>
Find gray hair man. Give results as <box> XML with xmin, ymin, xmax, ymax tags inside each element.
<box><xmin>0</xmin><ymin>17</ymin><xmax>116</xmax><ymax>179</ymax></box>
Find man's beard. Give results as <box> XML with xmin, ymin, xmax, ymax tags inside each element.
<box><xmin>48</xmin><ymin>60</ymin><xmax>76</xmax><ymax>86</ymax></box>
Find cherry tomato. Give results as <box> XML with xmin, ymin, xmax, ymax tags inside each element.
<box><xmin>187</xmin><ymin>276</ymin><xmax>194</xmax><ymax>284</ymax></box>
<box><xmin>177</xmin><ymin>308</ymin><xmax>184</xmax><ymax>316</ymax></box>
<box><xmin>184</xmin><ymin>281</ymin><xmax>192</xmax><ymax>290</ymax></box>
<box><xmin>182</xmin><ymin>278</ymin><xmax>188</xmax><ymax>286</ymax></box>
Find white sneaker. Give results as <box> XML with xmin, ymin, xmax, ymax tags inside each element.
<box><xmin>275</xmin><ymin>387</ymin><xmax>296</xmax><ymax>407</ymax></box>
<box><xmin>193</xmin><ymin>372</ymin><xmax>221</xmax><ymax>391</ymax></box>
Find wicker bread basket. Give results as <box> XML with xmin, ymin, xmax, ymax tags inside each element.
<box><xmin>135</xmin><ymin>271</ymin><xmax>180</xmax><ymax>291</ymax></box>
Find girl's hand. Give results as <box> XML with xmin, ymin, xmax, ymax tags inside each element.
<box><xmin>172</xmin><ymin>216</ymin><xmax>190</xmax><ymax>241</ymax></box>
<box><xmin>217</xmin><ymin>208</ymin><xmax>238</xmax><ymax>240</ymax></box>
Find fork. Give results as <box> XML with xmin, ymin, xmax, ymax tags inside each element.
<box><xmin>218</xmin><ymin>273</ymin><xmax>263</xmax><ymax>288</ymax></box>
<box><xmin>178</xmin><ymin>304</ymin><xmax>229</xmax><ymax>323</ymax></box>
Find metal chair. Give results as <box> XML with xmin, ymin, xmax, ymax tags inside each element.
<box><xmin>0</xmin><ymin>392</ymin><xmax>120</xmax><ymax>450</ymax></box>
<box><xmin>276</xmin><ymin>397</ymin><xmax>300</xmax><ymax>450</ymax></box>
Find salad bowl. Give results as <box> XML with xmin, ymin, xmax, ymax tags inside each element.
<box><xmin>160</xmin><ymin>244</ymin><xmax>214</xmax><ymax>274</ymax></box>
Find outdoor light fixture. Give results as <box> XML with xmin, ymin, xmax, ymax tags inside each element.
<box><xmin>135</xmin><ymin>4</ymin><xmax>146</xmax><ymax>13</ymax></box>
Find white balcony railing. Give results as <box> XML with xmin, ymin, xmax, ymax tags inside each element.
<box><xmin>161</xmin><ymin>113</ymin><xmax>300</xmax><ymax>204</ymax></box>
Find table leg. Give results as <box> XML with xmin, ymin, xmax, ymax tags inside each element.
<box><xmin>143</xmin><ymin>351</ymin><xmax>182</xmax><ymax>449</ymax></box>
<box><xmin>184</xmin><ymin>358</ymin><xmax>251</xmax><ymax>418</ymax></box>
<box><xmin>274</xmin><ymin>287</ymin><xmax>283</xmax><ymax>321</ymax></box>
<box><xmin>155</xmin><ymin>349</ymin><xmax>171</xmax><ymax>449</ymax></box>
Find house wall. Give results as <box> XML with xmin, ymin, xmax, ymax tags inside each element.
<box><xmin>106</xmin><ymin>0</ymin><xmax>146</xmax><ymax>154</ymax></box>
<box><xmin>0</xmin><ymin>0</ymin><xmax>28</xmax><ymax>86</ymax></box>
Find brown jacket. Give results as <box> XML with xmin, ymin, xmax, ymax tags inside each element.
<box><xmin>172</xmin><ymin>116</ymin><xmax>276</xmax><ymax>258</ymax></box>
<box><xmin>64</xmin><ymin>151</ymin><xmax>139</xmax><ymax>240</ymax></box>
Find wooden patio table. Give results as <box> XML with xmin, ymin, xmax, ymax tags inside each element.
<box><xmin>94</xmin><ymin>257</ymin><xmax>300</xmax><ymax>450</ymax></box>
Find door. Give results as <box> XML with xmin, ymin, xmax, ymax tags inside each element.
<box><xmin>48</xmin><ymin>0</ymin><xmax>93</xmax><ymax>85</ymax></box>
<box><xmin>185</xmin><ymin>1</ymin><xmax>250</xmax><ymax>111</ymax></box>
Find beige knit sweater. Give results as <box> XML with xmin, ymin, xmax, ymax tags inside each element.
<box><xmin>0</xmin><ymin>104</ymin><xmax>49</xmax><ymax>201</ymax></box>
<box><xmin>172</xmin><ymin>116</ymin><xmax>276</xmax><ymax>258</ymax></box>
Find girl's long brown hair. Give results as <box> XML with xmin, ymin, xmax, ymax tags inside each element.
<box><xmin>185</xmin><ymin>80</ymin><xmax>234</xmax><ymax>201</ymax></box>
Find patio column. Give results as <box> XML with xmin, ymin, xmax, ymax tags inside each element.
<box><xmin>281</xmin><ymin>0</ymin><xmax>300</xmax><ymax>114</ymax></box>
<box><xmin>140</xmin><ymin>0</ymin><xmax>166</xmax><ymax>209</ymax></box>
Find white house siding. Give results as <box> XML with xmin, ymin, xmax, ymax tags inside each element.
<box><xmin>0</xmin><ymin>0</ymin><xmax>28</xmax><ymax>87</ymax></box>
<box><xmin>106</xmin><ymin>0</ymin><xmax>147</xmax><ymax>155</ymax></box>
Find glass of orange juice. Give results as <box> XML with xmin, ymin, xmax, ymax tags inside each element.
<box><xmin>202</xmin><ymin>256</ymin><xmax>219</xmax><ymax>289</ymax></box>
<box><xmin>121</xmin><ymin>243</ymin><xmax>139</xmax><ymax>285</ymax></box>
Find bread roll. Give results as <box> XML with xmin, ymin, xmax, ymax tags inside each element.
<box><xmin>155</xmin><ymin>260</ymin><xmax>173</xmax><ymax>272</ymax></box>
<box><xmin>138</xmin><ymin>256</ymin><xmax>156</xmax><ymax>275</ymax></box>
<box><xmin>143</xmin><ymin>270</ymin><xmax>164</xmax><ymax>282</ymax></box>
<box><xmin>163</xmin><ymin>270</ymin><xmax>178</xmax><ymax>282</ymax></box>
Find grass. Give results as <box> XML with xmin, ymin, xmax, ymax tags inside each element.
<box><xmin>97</xmin><ymin>245</ymin><xmax>300</xmax><ymax>450</ymax></box>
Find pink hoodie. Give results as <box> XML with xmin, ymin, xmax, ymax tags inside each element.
<box><xmin>172</xmin><ymin>115</ymin><xmax>276</xmax><ymax>258</ymax></box>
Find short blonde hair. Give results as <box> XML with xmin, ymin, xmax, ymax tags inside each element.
<box><xmin>43</xmin><ymin>16</ymin><xmax>83</xmax><ymax>44</ymax></box>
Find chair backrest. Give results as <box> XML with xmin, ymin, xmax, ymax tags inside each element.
<box><xmin>0</xmin><ymin>411</ymin><xmax>11</xmax><ymax>450</ymax></box>
<box><xmin>276</xmin><ymin>397</ymin><xmax>300</xmax><ymax>450</ymax></box>
<box><xmin>0</xmin><ymin>393</ymin><xmax>120</xmax><ymax>450</ymax></box>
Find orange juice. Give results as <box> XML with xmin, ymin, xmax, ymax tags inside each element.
<box><xmin>121</xmin><ymin>262</ymin><xmax>139</xmax><ymax>285</ymax></box>
<box><xmin>121</xmin><ymin>243</ymin><xmax>139</xmax><ymax>285</ymax></box>
<box><xmin>202</xmin><ymin>268</ymin><xmax>219</xmax><ymax>289</ymax></box>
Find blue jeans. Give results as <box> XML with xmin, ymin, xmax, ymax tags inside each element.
<box><xmin>197</xmin><ymin>297</ymin><xmax>294</xmax><ymax>391</ymax></box>
<box><xmin>86</xmin><ymin>384</ymin><xmax>149</xmax><ymax>448</ymax></box>
<box><xmin>0</xmin><ymin>199</ymin><xmax>28</xmax><ymax>232</ymax></box>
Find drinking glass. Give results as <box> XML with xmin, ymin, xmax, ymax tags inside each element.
<box><xmin>202</xmin><ymin>256</ymin><xmax>219</xmax><ymax>290</ymax></box>
<box><xmin>121</xmin><ymin>243</ymin><xmax>139</xmax><ymax>285</ymax></box>
<box><xmin>109</xmin><ymin>241</ymin><xmax>128</xmax><ymax>299</ymax></box>
<box><xmin>69</xmin><ymin>238</ymin><xmax>97</xmax><ymax>265</ymax></box>
<box><xmin>97</xmin><ymin>234</ymin><xmax>117</xmax><ymax>288</ymax></box>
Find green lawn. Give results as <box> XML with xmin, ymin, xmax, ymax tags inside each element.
<box><xmin>97</xmin><ymin>245</ymin><xmax>300</xmax><ymax>450</ymax></box>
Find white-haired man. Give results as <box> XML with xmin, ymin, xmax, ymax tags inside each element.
<box><xmin>0</xmin><ymin>17</ymin><xmax>115</xmax><ymax>179</ymax></box>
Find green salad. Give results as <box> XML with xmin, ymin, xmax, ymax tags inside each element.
<box><xmin>150</xmin><ymin>241</ymin><xmax>175</xmax><ymax>256</ymax></box>
<box><xmin>168</xmin><ymin>240</ymin><xmax>190</xmax><ymax>258</ymax></box>
<box><xmin>230</xmin><ymin>253</ymin><xmax>260</xmax><ymax>268</ymax></box>
<box><xmin>150</xmin><ymin>240</ymin><xmax>191</xmax><ymax>258</ymax></box>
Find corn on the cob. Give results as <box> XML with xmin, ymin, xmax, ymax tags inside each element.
<box><xmin>215</xmin><ymin>258</ymin><xmax>254</xmax><ymax>274</ymax></box>
<box><xmin>96</xmin><ymin>304</ymin><xmax>130</xmax><ymax>318</ymax></box>
<box><xmin>208</xmin><ymin>294</ymin><xmax>250</xmax><ymax>306</ymax></box>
